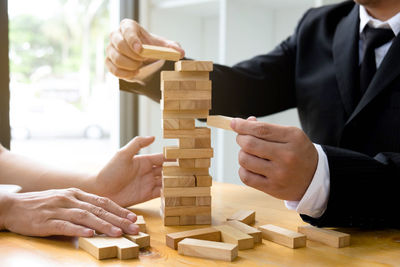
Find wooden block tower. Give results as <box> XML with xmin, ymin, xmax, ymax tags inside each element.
<box><xmin>160</xmin><ymin>60</ymin><xmax>213</xmax><ymax>226</ymax></box>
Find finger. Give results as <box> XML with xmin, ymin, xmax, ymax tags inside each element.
<box><xmin>154</xmin><ymin>176</ymin><xmax>162</xmax><ymax>187</ymax></box>
<box><xmin>236</xmin><ymin>134</ymin><xmax>282</xmax><ymax>160</ymax></box>
<box><xmin>247</xmin><ymin>116</ymin><xmax>257</xmax><ymax>121</ymax></box>
<box><xmin>151</xmin><ymin>185</ymin><xmax>161</xmax><ymax>199</ymax></box>
<box><xmin>105</xmin><ymin>57</ymin><xmax>138</xmax><ymax>80</ymax></box>
<box><xmin>231</xmin><ymin>118</ymin><xmax>290</xmax><ymax>142</ymax></box>
<box><xmin>238</xmin><ymin>167</ymin><xmax>270</xmax><ymax>194</ymax></box>
<box><xmin>137</xmin><ymin>153</ymin><xmax>164</xmax><ymax>166</ymax></box>
<box><xmin>152</xmin><ymin>166</ymin><xmax>162</xmax><ymax>177</ymax></box>
<box><xmin>238</xmin><ymin>149</ymin><xmax>272</xmax><ymax>177</ymax></box>
<box><xmin>164</xmin><ymin>40</ymin><xmax>185</xmax><ymax>58</ymax></box>
<box><xmin>106</xmin><ymin>44</ymin><xmax>142</xmax><ymax>71</ymax></box>
<box><xmin>110</xmin><ymin>30</ymin><xmax>144</xmax><ymax>61</ymax></box>
<box><xmin>46</xmin><ymin>220</ymin><xmax>94</xmax><ymax>237</ymax></box>
<box><xmin>120</xmin><ymin>19</ymin><xmax>143</xmax><ymax>54</ymax></box>
<box><xmin>121</xmin><ymin>136</ymin><xmax>155</xmax><ymax>158</ymax></box>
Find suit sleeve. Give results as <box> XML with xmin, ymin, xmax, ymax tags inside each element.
<box><xmin>301</xmin><ymin>146</ymin><xmax>400</xmax><ymax>228</ymax></box>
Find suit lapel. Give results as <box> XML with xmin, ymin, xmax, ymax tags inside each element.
<box><xmin>332</xmin><ymin>4</ymin><xmax>360</xmax><ymax>117</ymax></box>
<box><xmin>346</xmin><ymin>33</ymin><xmax>400</xmax><ymax>124</ymax></box>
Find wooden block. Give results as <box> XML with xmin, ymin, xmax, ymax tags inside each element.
<box><xmin>162</xmin><ymin>80</ymin><xmax>180</xmax><ymax>90</ymax></box>
<box><xmin>161</xmin><ymin>99</ymin><xmax>180</xmax><ymax>110</ymax></box>
<box><xmin>164</xmin><ymin>146</ymin><xmax>213</xmax><ymax>159</ymax></box>
<box><xmin>179</xmin><ymin>80</ymin><xmax>196</xmax><ymax>90</ymax></box>
<box><xmin>163</xmin><ymin>127</ymin><xmax>210</xmax><ymax>139</ymax></box>
<box><xmin>163</xmin><ymin>175</ymin><xmax>196</xmax><ymax>187</ymax></box>
<box><xmin>164</xmin><ymin>216</ymin><xmax>180</xmax><ymax>226</ymax></box>
<box><xmin>164</xmin><ymin>205</ymin><xmax>211</xmax><ymax>216</ymax></box>
<box><xmin>162</xmin><ymin>162</ymin><xmax>209</xmax><ymax>176</ymax></box>
<box><xmin>162</xmin><ymin>119</ymin><xmax>180</xmax><ymax>129</ymax></box>
<box><xmin>140</xmin><ymin>44</ymin><xmax>180</xmax><ymax>61</ymax></box>
<box><xmin>258</xmin><ymin>224</ymin><xmax>306</xmax><ymax>249</ymax></box>
<box><xmin>196</xmin><ymin>175</ymin><xmax>212</xmax><ymax>187</ymax></box>
<box><xmin>179</xmin><ymin>138</ymin><xmax>195</xmax><ymax>149</ymax></box>
<box><xmin>196</xmin><ymin>214</ymin><xmax>211</xmax><ymax>224</ymax></box>
<box><xmin>195</xmin><ymin>137</ymin><xmax>211</xmax><ymax>148</ymax></box>
<box><xmin>162</xmin><ymin>187</ymin><xmax>210</xmax><ymax>197</ymax></box>
<box><xmin>124</xmin><ymin>232</ymin><xmax>150</xmax><ymax>248</ymax></box>
<box><xmin>175</xmin><ymin>60</ymin><xmax>213</xmax><ymax>72</ymax></box>
<box><xmin>227</xmin><ymin>210</ymin><xmax>255</xmax><ymax>225</ymax></box>
<box><xmin>164</xmin><ymin>197</ymin><xmax>181</xmax><ymax>207</ymax></box>
<box><xmin>297</xmin><ymin>225</ymin><xmax>350</xmax><ymax>248</ymax></box>
<box><xmin>226</xmin><ymin>220</ymin><xmax>262</xmax><ymax>244</ymax></box>
<box><xmin>178</xmin><ymin>159</ymin><xmax>195</xmax><ymax>168</ymax></box>
<box><xmin>196</xmin><ymin>80</ymin><xmax>212</xmax><ymax>90</ymax></box>
<box><xmin>213</xmin><ymin>225</ymin><xmax>254</xmax><ymax>250</ymax></box>
<box><xmin>180</xmin><ymin>215</ymin><xmax>196</xmax><ymax>225</ymax></box>
<box><xmin>161</xmin><ymin>70</ymin><xmax>209</xmax><ymax>81</ymax></box>
<box><xmin>78</xmin><ymin>236</ymin><xmax>139</xmax><ymax>260</ymax></box>
<box><xmin>166</xmin><ymin>227</ymin><xmax>221</xmax><ymax>249</ymax></box>
<box><xmin>180</xmin><ymin>99</ymin><xmax>211</xmax><ymax>110</ymax></box>
<box><xmin>135</xmin><ymin>215</ymin><xmax>146</xmax><ymax>233</ymax></box>
<box><xmin>196</xmin><ymin>196</ymin><xmax>211</xmax><ymax>206</ymax></box>
<box><xmin>181</xmin><ymin>197</ymin><xmax>196</xmax><ymax>206</ymax></box>
<box><xmin>178</xmin><ymin>238</ymin><xmax>237</xmax><ymax>262</ymax></box>
<box><xmin>179</xmin><ymin>119</ymin><xmax>195</xmax><ymax>129</ymax></box>
<box><xmin>195</xmin><ymin>159</ymin><xmax>211</xmax><ymax>168</ymax></box>
<box><xmin>163</xmin><ymin>109</ymin><xmax>209</xmax><ymax>119</ymax></box>
<box><xmin>163</xmin><ymin>90</ymin><xmax>211</xmax><ymax>100</ymax></box>
<box><xmin>207</xmin><ymin>115</ymin><xmax>233</xmax><ymax>131</ymax></box>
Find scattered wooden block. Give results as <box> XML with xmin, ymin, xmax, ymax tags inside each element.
<box><xmin>140</xmin><ymin>44</ymin><xmax>180</xmax><ymax>61</ymax></box>
<box><xmin>161</xmin><ymin>70</ymin><xmax>209</xmax><ymax>81</ymax></box>
<box><xmin>196</xmin><ymin>175</ymin><xmax>212</xmax><ymax>186</ymax></box>
<box><xmin>162</xmin><ymin>175</ymin><xmax>196</xmax><ymax>188</ymax></box>
<box><xmin>213</xmin><ymin>225</ymin><xmax>254</xmax><ymax>250</ymax></box>
<box><xmin>178</xmin><ymin>238</ymin><xmax>237</xmax><ymax>262</ymax></box>
<box><xmin>78</xmin><ymin>236</ymin><xmax>139</xmax><ymax>260</ymax></box>
<box><xmin>175</xmin><ymin>60</ymin><xmax>213</xmax><ymax>72</ymax></box>
<box><xmin>162</xmin><ymin>162</ymin><xmax>209</xmax><ymax>176</ymax></box>
<box><xmin>164</xmin><ymin>146</ymin><xmax>213</xmax><ymax>159</ymax></box>
<box><xmin>258</xmin><ymin>224</ymin><xmax>306</xmax><ymax>249</ymax></box>
<box><xmin>135</xmin><ymin>215</ymin><xmax>146</xmax><ymax>233</ymax></box>
<box><xmin>164</xmin><ymin>205</ymin><xmax>211</xmax><ymax>216</ymax></box>
<box><xmin>196</xmin><ymin>196</ymin><xmax>211</xmax><ymax>206</ymax></box>
<box><xmin>162</xmin><ymin>187</ymin><xmax>210</xmax><ymax>197</ymax></box>
<box><xmin>227</xmin><ymin>210</ymin><xmax>255</xmax><ymax>225</ymax></box>
<box><xmin>163</xmin><ymin>109</ymin><xmax>209</xmax><ymax>119</ymax></box>
<box><xmin>297</xmin><ymin>225</ymin><xmax>350</xmax><ymax>248</ymax></box>
<box><xmin>164</xmin><ymin>216</ymin><xmax>180</xmax><ymax>226</ymax></box>
<box><xmin>166</xmin><ymin>227</ymin><xmax>221</xmax><ymax>249</ymax></box>
<box><xmin>207</xmin><ymin>115</ymin><xmax>233</xmax><ymax>131</ymax></box>
<box><xmin>226</xmin><ymin>220</ymin><xmax>262</xmax><ymax>244</ymax></box>
<box><xmin>180</xmin><ymin>99</ymin><xmax>211</xmax><ymax>110</ymax></box>
<box><xmin>124</xmin><ymin>232</ymin><xmax>150</xmax><ymax>248</ymax></box>
<box><xmin>163</xmin><ymin>90</ymin><xmax>211</xmax><ymax>100</ymax></box>
<box><xmin>163</xmin><ymin>127</ymin><xmax>210</xmax><ymax>139</ymax></box>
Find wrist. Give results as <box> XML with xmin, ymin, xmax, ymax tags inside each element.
<box><xmin>0</xmin><ymin>193</ymin><xmax>15</xmax><ymax>230</ymax></box>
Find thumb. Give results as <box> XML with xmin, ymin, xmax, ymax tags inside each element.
<box><xmin>247</xmin><ymin>116</ymin><xmax>257</xmax><ymax>121</ymax></box>
<box><xmin>121</xmin><ymin>136</ymin><xmax>155</xmax><ymax>157</ymax></box>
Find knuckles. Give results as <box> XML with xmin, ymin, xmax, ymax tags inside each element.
<box><xmin>237</xmin><ymin>135</ymin><xmax>257</xmax><ymax>152</ymax></box>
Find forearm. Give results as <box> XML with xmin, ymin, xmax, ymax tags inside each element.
<box><xmin>0</xmin><ymin>145</ymin><xmax>95</xmax><ymax>193</ymax></box>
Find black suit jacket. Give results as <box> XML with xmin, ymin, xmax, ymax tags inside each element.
<box><xmin>120</xmin><ymin>1</ymin><xmax>400</xmax><ymax>228</ymax></box>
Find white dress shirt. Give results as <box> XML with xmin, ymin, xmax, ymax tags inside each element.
<box><xmin>284</xmin><ymin>6</ymin><xmax>400</xmax><ymax>218</ymax></box>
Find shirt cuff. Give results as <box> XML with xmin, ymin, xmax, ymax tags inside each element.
<box><xmin>284</xmin><ymin>143</ymin><xmax>330</xmax><ymax>218</ymax></box>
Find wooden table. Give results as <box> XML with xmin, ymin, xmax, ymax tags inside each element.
<box><xmin>1</xmin><ymin>182</ymin><xmax>399</xmax><ymax>266</ymax></box>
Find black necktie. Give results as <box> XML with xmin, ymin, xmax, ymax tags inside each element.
<box><xmin>359</xmin><ymin>26</ymin><xmax>394</xmax><ymax>97</ymax></box>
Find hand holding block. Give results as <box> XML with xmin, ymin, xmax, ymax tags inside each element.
<box><xmin>227</xmin><ymin>210</ymin><xmax>255</xmax><ymax>225</ymax></box>
<box><xmin>297</xmin><ymin>225</ymin><xmax>350</xmax><ymax>248</ymax></box>
<box><xmin>258</xmin><ymin>224</ymin><xmax>306</xmax><ymax>249</ymax></box>
<box><xmin>213</xmin><ymin>225</ymin><xmax>254</xmax><ymax>250</ymax></box>
<box><xmin>226</xmin><ymin>220</ymin><xmax>262</xmax><ymax>244</ymax></box>
<box><xmin>140</xmin><ymin>44</ymin><xmax>181</xmax><ymax>61</ymax></box>
<box><xmin>135</xmin><ymin>215</ymin><xmax>146</xmax><ymax>233</ymax></box>
<box><xmin>78</xmin><ymin>236</ymin><xmax>139</xmax><ymax>260</ymax></box>
<box><xmin>178</xmin><ymin>238</ymin><xmax>237</xmax><ymax>262</ymax></box>
<box><xmin>207</xmin><ymin>115</ymin><xmax>233</xmax><ymax>131</ymax></box>
<box><xmin>175</xmin><ymin>60</ymin><xmax>213</xmax><ymax>72</ymax></box>
<box><xmin>166</xmin><ymin>227</ymin><xmax>221</xmax><ymax>249</ymax></box>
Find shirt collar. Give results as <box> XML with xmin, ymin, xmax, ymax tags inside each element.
<box><xmin>359</xmin><ymin>5</ymin><xmax>400</xmax><ymax>36</ymax></box>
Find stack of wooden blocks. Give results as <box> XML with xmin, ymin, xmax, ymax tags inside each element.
<box><xmin>160</xmin><ymin>60</ymin><xmax>214</xmax><ymax>226</ymax></box>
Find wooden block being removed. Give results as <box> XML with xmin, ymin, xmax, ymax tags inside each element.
<box><xmin>227</xmin><ymin>210</ymin><xmax>255</xmax><ymax>225</ymax></box>
<box><xmin>175</xmin><ymin>60</ymin><xmax>213</xmax><ymax>72</ymax></box>
<box><xmin>226</xmin><ymin>220</ymin><xmax>262</xmax><ymax>244</ymax></box>
<box><xmin>162</xmin><ymin>187</ymin><xmax>210</xmax><ymax>197</ymax></box>
<box><xmin>124</xmin><ymin>232</ymin><xmax>150</xmax><ymax>248</ymax></box>
<box><xmin>163</xmin><ymin>127</ymin><xmax>210</xmax><ymax>139</ymax></box>
<box><xmin>258</xmin><ymin>224</ymin><xmax>306</xmax><ymax>249</ymax></box>
<box><xmin>178</xmin><ymin>238</ymin><xmax>237</xmax><ymax>262</ymax></box>
<box><xmin>140</xmin><ymin>44</ymin><xmax>180</xmax><ymax>61</ymax></box>
<box><xmin>207</xmin><ymin>115</ymin><xmax>233</xmax><ymax>131</ymax></box>
<box><xmin>213</xmin><ymin>225</ymin><xmax>254</xmax><ymax>250</ymax></box>
<box><xmin>162</xmin><ymin>175</ymin><xmax>196</xmax><ymax>187</ymax></box>
<box><xmin>135</xmin><ymin>215</ymin><xmax>146</xmax><ymax>233</ymax></box>
<box><xmin>166</xmin><ymin>227</ymin><xmax>221</xmax><ymax>249</ymax></box>
<box><xmin>78</xmin><ymin>236</ymin><xmax>139</xmax><ymax>260</ymax></box>
<box><xmin>297</xmin><ymin>225</ymin><xmax>350</xmax><ymax>248</ymax></box>
<box><xmin>164</xmin><ymin>146</ymin><xmax>213</xmax><ymax>159</ymax></box>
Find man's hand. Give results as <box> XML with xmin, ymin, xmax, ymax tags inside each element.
<box><xmin>231</xmin><ymin>117</ymin><xmax>318</xmax><ymax>201</ymax></box>
<box><xmin>106</xmin><ymin>19</ymin><xmax>185</xmax><ymax>81</ymax></box>
<box><xmin>93</xmin><ymin>136</ymin><xmax>163</xmax><ymax>207</ymax></box>
<box><xmin>0</xmin><ymin>188</ymin><xmax>139</xmax><ymax>237</ymax></box>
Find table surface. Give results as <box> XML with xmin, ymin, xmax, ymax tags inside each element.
<box><xmin>1</xmin><ymin>182</ymin><xmax>399</xmax><ymax>267</ymax></box>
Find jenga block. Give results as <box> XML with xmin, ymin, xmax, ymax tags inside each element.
<box><xmin>163</xmin><ymin>127</ymin><xmax>210</xmax><ymax>139</ymax></box>
<box><xmin>196</xmin><ymin>214</ymin><xmax>211</xmax><ymax>224</ymax></box>
<box><xmin>164</xmin><ymin>216</ymin><xmax>180</xmax><ymax>226</ymax></box>
<box><xmin>179</xmin><ymin>138</ymin><xmax>195</xmax><ymax>148</ymax></box>
<box><xmin>164</xmin><ymin>197</ymin><xmax>181</xmax><ymax>207</ymax></box>
<box><xmin>196</xmin><ymin>80</ymin><xmax>212</xmax><ymax>90</ymax></box>
<box><xmin>164</xmin><ymin>206</ymin><xmax>211</xmax><ymax>216</ymax></box>
<box><xmin>207</xmin><ymin>115</ymin><xmax>233</xmax><ymax>131</ymax></box>
<box><xmin>178</xmin><ymin>159</ymin><xmax>196</xmax><ymax>168</ymax></box>
<box><xmin>196</xmin><ymin>196</ymin><xmax>211</xmax><ymax>206</ymax></box>
<box><xmin>124</xmin><ymin>232</ymin><xmax>150</xmax><ymax>248</ymax></box>
<box><xmin>180</xmin><ymin>119</ymin><xmax>195</xmax><ymax>129</ymax></box>
<box><xmin>180</xmin><ymin>215</ymin><xmax>196</xmax><ymax>225</ymax></box>
<box><xmin>258</xmin><ymin>224</ymin><xmax>306</xmax><ymax>249</ymax></box>
<box><xmin>161</xmin><ymin>70</ymin><xmax>209</xmax><ymax>81</ymax></box>
<box><xmin>297</xmin><ymin>225</ymin><xmax>350</xmax><ymax>248</ymax></box>
<box><xmin>163</xmin><ymin>109</ymin><xmax>209</xmax><ymax>119</ymax></box>
<box><xmin>166</xmin><ymin>227</ymin><xmax>221</xmax><ymax>249</ymax></box>
<box><xmin>135</xmin><ymin>215</ymin><xmax>146</xmax><ymax>233</ymax></box>
<box><xmin>161</xmin><ymin>99</ymin><xmax>180</xmax><ymax>110</ymax></box>
<box><xmin>227</xmin><ymin>210</ymin><xmax>255</xmax><ymax>225</ymax></box>
<box><xmin>78</xmin><ymin>236</ymin><xmax>139</xmax><ymax>260</ymax></box>
<box><xmin>180</xmin><ymin>99</ymin><xmax>211</xmax><ymax>110</ymax></box>
<box><xmin>162</xmin><ymin>80</ymin><xmax>180</xmax><ymax>90</ymax></box>
<box><xmin>163</xmin><ymin>90</ymin><xmax>211</xmax><ymax>100</ymax></box>
<box><xmin>195</xmin><ymin>159</ymin><xmax>211</xmax><ymax>168</ymax></box>
<box><xmin>213</xmin><ymin>225</ymin><xmax>254</xmax><ymax>250</ymax></box>
<box><xmin>175</xmin><ymin>60</ymin><xmax>213</xmax><ymax>72</ymax></box>
<box><xmin>162</xmin><ymin>162</ymin><xmax>209</xmax><ymax>176</ymax></box>
<box><xmin>226</xmin><ymin>220</ymin><xmax>262</xmax><ymax>244</ymax></box>
<box><xmin>196</xmin><ymin>175</ymin><xmax>212</xmax><ymax>187</ymax></box>
<box><xmin>162</xmin><ymin>187</ymin><xmax>210</xmax><ymax>197</ymax></box>
<box><xmin>195</xmin><ymin>137</ymin><xmax>211</xmax><ymax>148</ymax></box>
<box><xmin>162</xmin><ymin>119</ymin><xmax>180</xmax><ymax>129</ymax></box>
<box><xmin>178</xmin><ymin>238</ymin><xmax>237</xmax><ymax>262</ymax></box>
<box><xmin>181</xmin><ymin>197</ymin><xmax>196</xmax><ymax>206</ymax></box>
<box><xmin>140</xmin><ymin>44</ymin><xmax>180</xmax><ymax>61</ymax></box>
<box><xmin>164</xmin><ymin>147</ymin><xmax>213</xmax><ymax>159</ymax></box>
<box><xmin>163</xmin><ymin>175</ymin><xmax>196</xmax><ymax>187</ymax></box>
<box><xmin>179</xmin><ymin>80</ymin><xmax>196</xmax><ymax>90</ymax></box>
